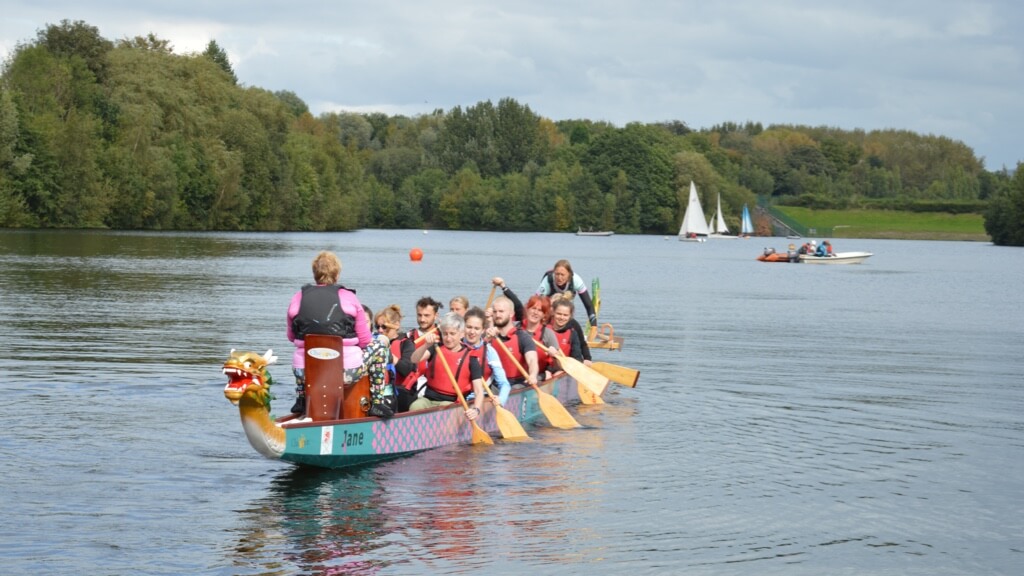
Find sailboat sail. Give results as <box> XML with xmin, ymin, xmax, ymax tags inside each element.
<box><xmin>710</xmin><ymin>194</ymin><xmax>729</xmax><ymax>235</ymax></box>
<box><xmin>678</xmin><ymin>181</ymin><xmax>710</xmax><ymax>242</ymax></box>
<box><xmin>740</xmin><ymin>204</ymin><xmax>754</xmax><ymax>236</ymax></box>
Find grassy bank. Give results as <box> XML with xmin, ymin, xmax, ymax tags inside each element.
<box><xmin>776</xmin><ymin>207</ymin><xmax>989</xmax><ymax>241</ymax></box>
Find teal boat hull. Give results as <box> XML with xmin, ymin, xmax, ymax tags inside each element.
<box><xmin>274</xmin><ymin>374</ymin><xmax>580</xmax><ymax>469</ymax></box>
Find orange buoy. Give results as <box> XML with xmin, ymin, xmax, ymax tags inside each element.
<box><xmin>409</xmin><ymin>247</ymin><xmax>423</xmax><ymax>262</ymax></box>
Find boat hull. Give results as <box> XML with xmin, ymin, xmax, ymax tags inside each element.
<box><xmin>799</xmin><ymin>251</ymin><xmax>873</xmax><ymax>264</ymax></box>
<box><xmin>272</xmin><ymin>375</ymin><xmax>580</xmax><ymax>469</ymax></box>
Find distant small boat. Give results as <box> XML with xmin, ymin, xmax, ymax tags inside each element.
<box><xmin>576</xmin><ymin>228</ymin><xmax>614</xmax><ymax>236</ymax></box>
<box><xmin>800</xmin><ymin>251</ymin><xmax>873</xmax><ymax>264</ymax></box>
<box><xmin>678</xmin><ymin>181</ymin><xmax>710</xmax><ymax>242</ymax></box>
<box><xmin>757</xmin><ymin>249</ymin><xmax>800</xmax><ymax>263</ymax></box>
<box><xmin>740</xmin><ymin>204</ymin><xmax>754</xmax><ymax>238</ymax></box>
<box><xmin>708</xmin><ymin>194</ymin><xmax>737</xmax><ymax>239</ymax></box>
<box><xmin>758</xmin><ymin>243</ymin><xmax>872</xmax><ymax>264</ymax></box>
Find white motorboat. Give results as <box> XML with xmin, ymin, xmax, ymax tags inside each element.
<box><xmin>799</xmin><ymin>251</ymin><xmax>873</xmax><ymax>264</ymax></box>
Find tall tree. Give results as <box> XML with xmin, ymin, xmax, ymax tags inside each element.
<box><xmin>202</xmin><ymin>40</ymin><xmax>237</xmax><ymax>84</ymax></box>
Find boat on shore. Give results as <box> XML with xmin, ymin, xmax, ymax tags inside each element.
<box><xmin>223</xmin><ymin>338</ymin><xmax>589</xmax><ymax>469</ymax></box>
<box><xmin>576</xmin><ymin>228</ymin><xmax>614</xmax><ymax>236</ymax></box>
<box><xmin>800</xmin><ymin>251</ymin><xmax>873</xmax><ymax>264</ymax></box>
<box><xmin>678</xmin><ymin>181</ymin><xmax>710</xmax><ymax>242</ymax></box>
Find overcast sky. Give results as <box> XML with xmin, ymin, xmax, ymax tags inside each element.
<box><xmin>3</xmin><ymin>1</ymin><xmax>1021</xmax><ymax>170</ymax></box>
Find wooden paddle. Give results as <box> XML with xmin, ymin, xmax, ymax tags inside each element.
<box><xmin>435</xmin><ymin>347</ymin><xmax>493</xmax><ymax>445</ymax></box>
<box><xmin>590</xmin><ymin>361</ymin><xmax>640</xmax><ymax>388</ymax></box>
<box><xmin>493</xmin><ymin>338</ymin><xmax>580</xmax><ymax>429</ymax></box>
<box><xmin>531</xmin><ymin>337</ymin><xmax>609</xmax><ymax>401</ymax></box>
<box><xmin>485</xmin><ymin>284</ymin><xmax>497</xmax><ymax>310</ymax></box>
<box><xmin>481</xmin><ymin>379</ymin><xmax>529</xmax><ymax>440</ymax></box>
<box><xmin>413</xmin><ymin>326</ymin><xmax>438</xmax><ymax>344</ymax></box>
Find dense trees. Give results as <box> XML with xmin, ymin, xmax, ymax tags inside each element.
<box><xmin>0</xmin><ymin>21</ymin><xmax>1011</xmax><ymax>236</ymax></box>
<box><xmin>984</xmin><ymin>165</ymin><xmax>1024</xmax><ymax>246</ymax></box>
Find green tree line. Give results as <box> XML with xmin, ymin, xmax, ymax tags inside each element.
<box><xmin>2</xmin><ymin>20</ymin><xmax>1021</xmax><ymax>243</ymax></box>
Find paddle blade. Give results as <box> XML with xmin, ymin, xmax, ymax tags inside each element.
<box><xmin>591</xmin><ymin>361</ymin><xmax>640</xmax><ymax>388</ymax></box>
<box><xmin>578</xmin><ymin>382</ymin><xmax>605</xmax><ymax>405</ymax></box>
<box><xmin>559</xmin><ymin>355</ymin><xmax>610</xmax><ymax>396</ymax></box>
<box><xmin>471</xmin><ymin>422</ymin><xmax>494</xmax><ymax>445</ymax></box>
<box><xmin>537</xmin><ymin>389</ymin><xmax>580</xmax><ymax>429</ymax></box>
<box><xmin>494</xmin><ymin>406</ymin><xmax>530</xmax><ymax>440</ymax></box>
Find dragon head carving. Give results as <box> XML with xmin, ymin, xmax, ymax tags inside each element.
<box><xmin>223</xmin><ymin>349</ymin><xmax>278</xmax><ymax>409</ymax></box>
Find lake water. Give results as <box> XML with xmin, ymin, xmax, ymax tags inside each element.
<box><xmin>1</xmin><ymin>229</ymin><xmax>1022</xmax><ymax>575</ymax></box>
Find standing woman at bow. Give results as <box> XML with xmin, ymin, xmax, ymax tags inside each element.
<box><xmin>535</xmin><ymin>259</ymin><xmax>598</xmax><ymax>328</ymax></box>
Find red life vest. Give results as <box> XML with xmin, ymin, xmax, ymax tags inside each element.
<box><xmin>465</xmin><ymin>341</ymin><xmax>493</xmax><ymax>382</ymax></box>
<box><xmin>402</xmin><ymin>328</ymin><xmax>433</xmax><ymax>388</ymax></box>
<box><xmin>528</xmin><ymin>324</ymin><xmax>551</xmax><ymax>372</ymax></box>
<box><xmin>426</xmin><ymin>345</ymin><xmax>474</xmax><ymax>398</ymax></box>
<box><xmin>550</xmin><ymin>324</ymin><xmax>574</xmax><ymax>357</ymax></box>
<box><xmin>496</xmin><ymin>328</ymin><xmax>528</xmax><ymax>380</ymax></box>
<box><xmin>390</xmin><ymin>337</ymin><xmax>416</xmax><ymax>390</ymax></box>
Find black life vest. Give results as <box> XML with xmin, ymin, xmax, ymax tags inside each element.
<box><xmin>544</xmin><ymin>270</ymin><xmax>576</xmax><ymax>298</ymax></box>
<box><xmin>291</xmin><ymin>284</ymin><xmax>356</xmax><ymax>339</ymax></box>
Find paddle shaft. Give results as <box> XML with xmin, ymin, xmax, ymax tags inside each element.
<box><xmin>492</xmin><ymin>337</ymin><xmax>535</xmax><ymax>388</ymax></box>
<box><xmin>485</xmin><ymin>285</ymin><xmax>497</xmax><ymax>310</ymax></box>
<box><xmin>530</xmin><ymin>336</ymin><xmax>607</xmax><ymax>401</ymax></box>
<box><xmin>492</xmin><ymin>337</ymin><xmax>580</xmax><ymax>429</ymax></box>
<box><xmin>434</xmin><ymin>345</ymin><xmax>492</xmax><ymax>444</ymax></box>
<box><xmin>413</xmin><ymin>326</ymin><xmax>438</xmax><ymax>345</ymax></box>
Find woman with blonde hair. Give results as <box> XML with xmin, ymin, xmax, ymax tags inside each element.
<box><xmin>448</xmin><ymin>296</ymin><xmax>469</xmax><ymax>317</ymax></box>
<box><xmin>535</xmin><ymin>259</ymin><xmax>598</xmax><ymax>328</ymax></box>
<box><xmin>374</xmin><ymin>304</ymin><xmax>417</xmax><ymax>413</ymax></box>
<box><xmin>286</xmin><ymin>251</ymin><xmax>392</xmax><ymax>418</ymax></box>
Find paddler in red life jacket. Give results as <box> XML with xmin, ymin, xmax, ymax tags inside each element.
<box><xmin>487</xmin><ymin>296</ymin><xmax>539</xmax><ymax>389</ymax></box>
<box><xmin>462</xmin><ymin>306</ymin><xmax>512</xmax><ymax>406</ymax></box>
<box><xmin>408</xmin><ymin>312</ymin><xmax>487</xmax><ymax>421</ymax></box>
<box><xmin>403</xmin><ymin>296</ymin><xmax>442</xmax><ymax>400</ymax></box>
<box><xmin>373</xmin><ymin>304</ymin><xmax>417</xmax><ymax>413</ymax></box>
<box><xmin>521</xmin><ymin>294</ymin><xmax>559</xmax><ymax>381</ymax></box>
<box><xmin>547</xmin><ymin>297</ymin><xmax>585</xmax><ymax>373</ymax></box>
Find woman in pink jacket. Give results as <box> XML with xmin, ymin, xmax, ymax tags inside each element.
<box><xmin>286</xmin><ymin>251</ymin><xmax>392</xmax><ymax>418</ymax></box>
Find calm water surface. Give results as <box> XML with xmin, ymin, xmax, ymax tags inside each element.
<box><xmin>1</xmin><ymin>229</ymin><xmax>1022</xmax><ymax>575</ymax></box>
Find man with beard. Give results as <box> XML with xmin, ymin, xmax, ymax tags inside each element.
<box><xmin>487</xmin><ymin>296</ymin><xmax>539</xmax><ymax>390</ymax></box>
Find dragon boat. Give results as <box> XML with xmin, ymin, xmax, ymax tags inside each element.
<box><xmin>223</xmin><ymin>335</ymin><xmax>587</xmax><ymax>469</ymax></box>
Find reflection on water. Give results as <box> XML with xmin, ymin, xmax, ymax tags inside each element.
<box><xmin>234</xmin><ymin>467</ymin><xmax>390</xmax><ymax>575</ymax></box>
<box><xmin>2</xmin><ymin>230</ymin><xmax>1023</xmax><ymax>575</ymax></box>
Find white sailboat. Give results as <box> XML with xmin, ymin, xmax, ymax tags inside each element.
<box><xmin>740</xmin><ymin>204</ymin><xmax>754</xmax><ymax>238</ymax></box>
<box><xmin>678</xmin><ymin>181</ymin><xmax>710</xmax><ymax>242</ymax></box>
<box><xmin>708</xmin><ymin>193</ymin><xmax>736</xmax><ymax>239</ymax></box>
